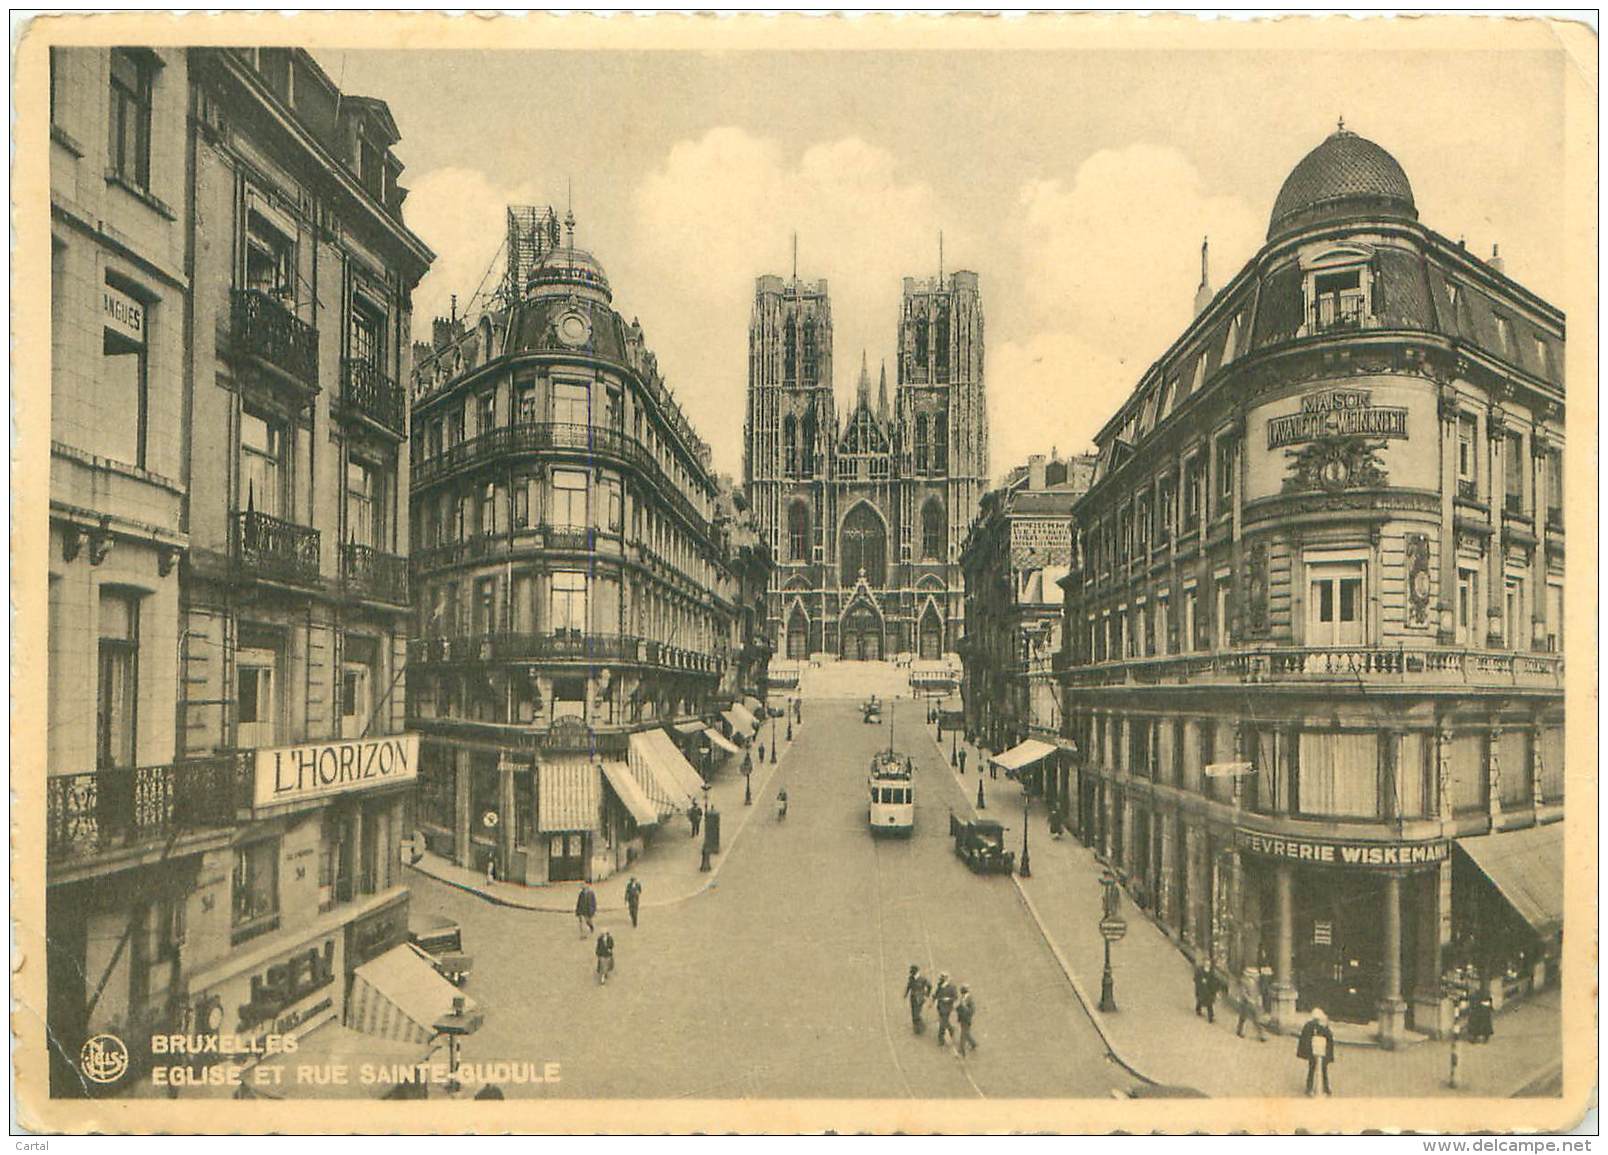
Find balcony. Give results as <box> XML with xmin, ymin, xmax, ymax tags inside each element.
<box><xmin>233</xmin><ymin>509</ymin><xmax>321</xmax><ymax>586</ymax></box>
<box><xmin>1503</xmin><ymin>492</ymin><xmax>1526</xmax><ymax>517</ymax></box>
<box><xmin>1546</xmin><ymin>506</ymin><xmax>1563</xmax><ymax>532</ymax></box>
<box><xmin>1062</xmin><ymin>645</ymin><xmax>1564</xmax><ymax>691</ymax></box>
<box><xmin>231</xmin><ymin>288</ymin><xmax>319</xmax><ymax>390</ymax></box>
<box><xmin>341</xmin><ymin>542</ymin><xmax>409</xmax><ymax>605</ymax></box>
<box><xmin>1457</xmin><ymin>477</ymin><xmax>1479</xmax><ymax>503</ymax></box>
<box><xmin>1310</xmin><ymin>296</ymin><xmax>1366</xmax><ymax>334</ymax></box>
<box><xmin>340</xmin><ymin>358</ymin><xmax>407</xmax><ymax>438</ymax></box>
<box><xmin>408</xmin><ymin>631</ymin><xmax>722</xmax><ymax>675</ymax></box>
<box><xmin>47</xmin><ymin>756</ymin><xmax>244</xmax><ymax>863</ymax></box>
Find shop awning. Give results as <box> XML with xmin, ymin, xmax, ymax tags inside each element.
<box><xmin>538</xmin><ymin>759</ymin><xmax>601</xmax><ymax>832</ymax></box>
<box><xmin>706</xmin><ymin>728</ymin><xmax>741</xmax><ymax>756</ymax></box>
<box><xmin>992</xmin><ymin>739</ymin><xmax>1058</xmax><ymax>773</ymax></box>
<box><xmin>673</xmin><ymin>720</ymin><xmax>707</xmax><ymax>736</ymax></box>
<box><xmin>628</xmin><ymin>729</ymin><xmax>706</xmax><ymax>808</ymax></box>
<box><xmin>348</xmin><ymin>943</ymin><xmax>483</xmax><ymax>1046</ymax></box>
<box><xmin>742</xmin><ymin>696</ymin><xmax>766</xmax><ymax>718</ymax></box>
<box><xmin>728</xmin><ymin>702</ymin><xmax>760</xmax><ymax>732</ymax></box>
<box><xmin>600</xmin><ymin>760</ymin><xmax>659</xmax><ymax>827</ymax></box>
<box><xmin>1456</xmin><ymin>823</ymin><xmax>1564</xmax><ymax>939</ymax></box>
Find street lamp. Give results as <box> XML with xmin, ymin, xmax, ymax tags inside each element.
<box><xmin>1098</xmin><ymin>871</ymin><xmax>1126</xmax><ymax>1013</ymax></box>
<box><xmin>770</xmin><ymin>716</ymin><xmax>778</xmax><ymax>763</ymax></box>
<box><xmin>951</xmin><ymin>730</ymin><xmax>958</xmax><ymax>768</ymax></box>
<box><xmin>1019</xmin><ymin>790</ymin><xmax>1031</xmax><ymax>877</ymax></box>
<box><xmin>432</xmin><ymin>996</ymin><xmax>483</xmax><ymax>1097</ymax></box>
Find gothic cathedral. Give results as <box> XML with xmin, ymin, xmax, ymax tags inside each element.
<box><xmin>743</xmin><ymin>268</ymin><xmax>988</xmax><ymax>662</ymax></box>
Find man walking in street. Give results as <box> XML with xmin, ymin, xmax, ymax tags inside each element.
<box><xmin>1296</xmin><ymin>1007</ymin><xmax>1336</xmax><ymax>1096</ymax></box>
<box><xmin>955</xmin><ymin>985</ymin><xmax>978</xmax><ymax>1058</ymax></box>
<box><xmin>595</xmin><ymin>928</ymin><xmax>615</xmax><ymax>985</ymax></box>
<box><xmin>1234</xmin><ymin>964</ymin><xmax>1268</xmax><ymax>1041</ymax></box>
<box><xmin>689</xmin><ymin>799</ymin><xmax>703</xmax><ymax>840</ymax></box>
<box><xmin>1193</xmin><ymin>962</ymin><xmax>1220</xmax><ymax>1023</ymax></box>
<box><xmin>625</xmin><ymin>876</ymin><xmax>642</xmax><ymax>928</ymax></box>
<box><xmin>575</xmin><ymin>882</ymin><xmax>597</xmax><ymax>937</ymax></box>
<box><xmin>958</xmin><ymin>748</ymin><xmax>967</xmax><ymax>775</ymax></box>
<box><xmin>904</xmin><ymin>965</ymin><xmax>932</xmax><ymax>1035</ymax></box>
<box><xmin>934</xmin><ymin>973</ymin><xmax>958</xmax><ymax>1048</ymax></box>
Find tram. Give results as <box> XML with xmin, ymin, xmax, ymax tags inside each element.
<box><xmin>868</xmin><ymin>749</ymin><xmax>915</xmax><ymax>836</ymax></box>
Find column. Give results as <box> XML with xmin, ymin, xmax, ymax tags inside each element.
<box><xmin>1378</xmin><ymin>873</ymin><xmax>1409</xmax><ymax>1047</ymax></box>
<box><xmin>1182</xmin><ymin>717</ymin><xmax>1201</xmax><ymax>795</ymax></box>
<box><xmin>1436</xmin><ymin>388</ymin><xmax>1460</xmax><ymax>644</ymax></box>
<box><xmin>1181</xmin><ymin>825</ymin><xmax>1199</xmax><ymax>946</ymax></box>
<box><xmin>453</xmin><ymin>746</ymin><xmax>473</xmax><ymax>870</ymax></box>
<box><xmin>1272</xmin><ymin>862</ymin><xmax>1299</xmax><ymax>1031</ymax></box>
<box><xmin>1121</xmin><ymin>796</ymin><xmax>1137</xmax><ymax>877</ymax></box>
<box><xmin>1277</xmin><ymin>724</ymin><xmax>1297</xmax><ymax>815</ymax></box>
<box><xmin>1411</xmin><ymin>862</ymin><xmax>1455</xmax><ymax>1037</ymax></box>
<box><xmin>1486</xmin><ymin>408</ymin><xmax>1506</xmax><ymax>646</ymax></box>
<box><xmin>1101</xmin><ymin>781</ymin><xmax>1115</xmax><ymax>862</ymax></box>
<box><xmin>1159</xmin><ymin>814</ymin><xmax>1177</xmax><ymax>929</ymax></box>
<box><xmin>1486</xmin><ymin>720</ymin><xmax>1504</xmax><ymax>828</ymax></box>
<box><xmin>498</xmin><ymin>757</ymin><xmax>517</xmax><ymax>880</ymax></box>
<box><xmin>1530</xmin><ymin>717</ymin><xmax>1547</xmax><ymax>811</ymax></box>
<box><xmin>1530</xmin><ymin>435</ymin><xmax>1549</xmax><ymax>649</ymax></box>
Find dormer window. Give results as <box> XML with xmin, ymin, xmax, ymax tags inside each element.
<box><xmin>1493</xmin><ymin>314</ymin><xmax>1516</xmax><ymax>357</ymax></box>
<box><xmin>359</xmin><ymin>132</ymin><xmax>384</xmax><ymax>199</ymax></box>
<box><xmin>1303</xmin><ymin>247</ymin><xmax>1375</xmax><ymax>335</ymax></box>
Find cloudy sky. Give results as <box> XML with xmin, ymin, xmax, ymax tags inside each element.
<box><xmin>317</xmin><ymin>42</ymin><xmax>1567</xmax><ymax>480</ymax></box>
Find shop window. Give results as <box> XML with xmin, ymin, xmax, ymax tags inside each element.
<box><xmin>108</xmin><ymin>49</ymin><xmax>154</xmax><ymax>191</ymax></box>
<box><xmin>240</xmin><ymin>409</ymin><xmax>286</xmax><ymax>517</ymax></box>
<box><xmin>1307</xmin><ymin>562</ymin><xmax>1365</xmax><ymax>646</ymax></box>
<box><xmin>96</xmin><ymin>590</ymin><xmax>140</xmax><ymax>770</ymax></box>
<box><xmin>551</xmin><ymin>571</ymin><xmax>588</xmax><ymax>636</ymax></box>
<box><xmin>551</xmin><ymin>469</ymin><xmax>587</xmax><ymax>528</ymax></box>
<box><xmin>231</xmin><ymin>838</ymin><xmax>280</xmax><ymax>943</ymax></box>
<box><xmin>1539</xmin><ymin>726</ymin><xmax>1564</xmax><ymax>801</ymax></box>
<box><xmin>1296</xmin><ymin>732</ymin><xmax>1378</xmax><ymax>818</ymax></box>
<box><xmin>1447</xmin><ymin>732</ymin><xmax>1486</xmax><ymax>813</ymax></box>
<box><xmin>102</xmin><ymin>281</ymin><xmax>150</xmax><ymax>468</ymax></box>
<box><xmin>320</xmin><ymin>809</ymin><xmax>353</xmax><ymax>908</ymax></box>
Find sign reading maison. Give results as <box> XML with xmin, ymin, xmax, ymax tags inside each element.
<box><xmin>1236</xmin><ymin>828</ymin><xmax>1450</xmax><ymax>868</ymax></box>
<box><xmin>1266</xmin><ymin>389</ymin><xmax>1409</xmax><ymax>450</ymax></box>
<box><xmin>253</xmin><ymin>734</ymin><xmax>419</xmax><ymax>808</ymax></box>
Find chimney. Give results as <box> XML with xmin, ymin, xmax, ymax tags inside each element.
<box><xmin>1489</xmin><ymin>243</ymin><xmax>1505</xmax><ymax>274</ymax></box>
<box><xmin>1193</xmin><ymin>236</ymin><xmax>1213</xmax><ymax>317</ymax></box>
<box><xmin>1028</xmin><ymin>454</ymin><xmax>1047</xmax><ymax>491</ymax></box>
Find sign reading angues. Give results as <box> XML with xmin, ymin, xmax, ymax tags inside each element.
<box><xmin>253</xmin><ymin>734</ymin><xmax>419</xmax><ymax>808</ymax></box>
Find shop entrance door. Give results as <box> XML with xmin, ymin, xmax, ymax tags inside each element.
<box><xmin>549</xmin><ymin>832</ymin><xmax>587</xmax><ymax>882</ymax></box>
<box><xmin>1295</xmin><ymin>872</ymin><xmax>1383</xmax><ymax>1022</ymax></box>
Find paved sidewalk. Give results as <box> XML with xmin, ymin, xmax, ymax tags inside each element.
<box><xmin>931</xmin><ymin>726</ymin><xmax>1563</xmax><ymax>1100</ymax></box>
<box><xmin>408</xmin><ymin>716</ymin><xmax>801</xmax><ymax>914</ymax></box>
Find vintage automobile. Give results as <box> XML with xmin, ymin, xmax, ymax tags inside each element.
<box><xmin>862</xmin><ymin>696</ymin><xmax>883</xmax><ymax>724</ymax></box>
<box><xmin>408</xmin><ymin>912</ymin><xmax>474</xmax><ymax>986</ymax></box>
<box><xmin>949</xmin><ymin>814</ymin><xmax>1016</xmax><ymax>874</ymax></box>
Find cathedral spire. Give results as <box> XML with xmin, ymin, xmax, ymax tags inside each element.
<box><xmin>877</xmin><ymin>361</ymin><xmax>889</xmax><ymax>421</ymax></box>
<box><xmin>856</xmin><ymin>349</ymin><xmax>871</xmax><ymax>408</ymax></box>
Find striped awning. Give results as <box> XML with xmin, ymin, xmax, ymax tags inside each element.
<box><xmin>628</xmin><ymin>729</ymin><xmax>705</xmax><ymax>811</ymax></box>
<box><xmin>728</xmin><ymin>702</ymin><xmax>760</xmax><ymax>732</ymax></box>
<box><xmin>673</xmin><ymin>720</ymin><xmax>707</xmax><ymax>736</ymax></box>
<box><xmin>348</xmin><ymin>943</ymin><xmax>482</xmax><ymax>1046</ymax></box>
<box><xmin>742</xmin><ymin>696</ymin><xmax>765</xmax><ymax>718</ymax></box>
<box><xmin>538</xmin><ymin>759</ymin><xmax>601</xmax><ymax>832</ymax></box>
<box><xmin>600</xmin><ymin>760</ymin><xmax>659</xmax><ymax>827</ymax></box>
<box><xmin>706</xmin><ymin>728</ymin><xmax>741</xmax><ymax>756</ymax></box>
<box><xmin>1456</xmin><ymin>823</ymin><xmax>1564</xmax><ymax>938</ymax></box>
<box><xmin>992</xmin><ymin>739</ymin><xmax>1058</xmax><ymax>773</ymax></box>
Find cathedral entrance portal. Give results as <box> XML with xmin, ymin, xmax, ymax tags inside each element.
<box><xmin>840</xmin><ymin>604</ymin><xmax>884</xmax><ymax>661</ymax></box>
<box><xmin>918</xmin><ymin>602</ymin><xmax>944</xmax><ymax>661</ymax></box>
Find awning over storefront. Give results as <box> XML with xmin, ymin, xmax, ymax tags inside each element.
<box><xmin>706</xmin><ymin>729</ymin><xmax>741</xmax><ymax>756</ymax></box>
<box><xmin>600</xmin><ymin>760</ymin><xmax>659</xmax><ymax>827</ymax></box>
<box><xmin>1456</xmin><ymin>823</ymin><xmax>1564</xmax><ymax>938</ymax></box>
<box><xmin>538</xmin><ymin>759</ymin><xmax>601</xmax><ymax>832</ymax></box>
<box><xmin>628</xmin><ymin>729</ymin><xmax>706</xmax><ymax>810</ymax></box>
<box><xmin>673</xmin><ymin>720</ymin><xmax>707</xmax><ymax>736</ymax></box>
<box><xmin>348</xmin><ymin>943</ymin><xmax>483</xmax><ymax>1046</ymax></box>
<box><xmin>742</xmin><ymin>696</ymin><xmax>766</xmax><ymax>718</ymax></box>
<box><xmin>992</xmin><ymin>739</ymin><xmax>1058</xmax><ymax>774</ymax></box>
<box><xmin>728</xmin><ymin>702</ymin><xmax>760</xmax><ymax>732</ymax></box>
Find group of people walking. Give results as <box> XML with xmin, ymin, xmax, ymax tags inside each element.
<box><xmin>574</xmin><ymin>877</ymin><xmax>645</xmax><ymax>985</ymax></box>
<box><xmin>904</xmin><ymin>965</ymin><xmax>979</xmax><ymax>1058</ymax></box>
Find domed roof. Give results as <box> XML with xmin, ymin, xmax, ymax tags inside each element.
<box><xmin>1267</xmin><ymin>126</ymin><xmax>1417</xmax><ymax>241</ymax></box>
<box><xmin>525</xmin><ymin>245</ymin><xmax>613</xmax><ymax>304</ymax></box>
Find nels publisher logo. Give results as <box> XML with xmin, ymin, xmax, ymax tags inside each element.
<box><xmin>79</xmin><ymin>1033</ymin><xmax>130</xmax><ymax>1085</ymax></box>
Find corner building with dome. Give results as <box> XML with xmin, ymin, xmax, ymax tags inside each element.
<box><xmin>744</xmin><ymin>269</ymin><xmax>987</xmax><ymax>665</ymax></box>
<box><xmin>1057</xmin><ymin>126</ymin><xmax>1565</xmax><ymax>1045</ymax></box>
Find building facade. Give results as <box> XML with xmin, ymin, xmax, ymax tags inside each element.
<box><xmin>744</xmin><ymin>270</ymin><xmax>987</xmax><ymax>664</ymax></box>
<box><xmin>960</xmin><ymin>452</ymin><xmax>1095</xmax><ymax>778</ymax></box>
<box><xmin>406</xmin><ymin>209</ymin><xmax>766</xmax><ymax>887</ymax></box>
<box><xmin>47</xmin><ymin>46</ymin><xmax>434</xmax><ymax>1095</ymax></box>
<box><xmin>1057</xmin><ymin>126</ymin><xmax>1564</xmax><ymax>1046</ymax></box>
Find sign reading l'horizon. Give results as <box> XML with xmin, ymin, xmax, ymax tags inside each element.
<box><xmin>253</xmin><ymin>734</ymin><xmax>419</xmax><ymax>808</ymax></box>
<box><xmin>1266</xmin><ymin>388</ymin><xmax>1409</xmax><ymax>450</ymax></box>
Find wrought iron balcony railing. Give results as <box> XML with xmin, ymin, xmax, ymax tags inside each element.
<box><xmin>1060</xmin><ymin>645</ymin><xmax>1563</xmax><ymax>690</ymax></box>
<box><xmin>341</xmin><ymin>542</ymin><xmax>409</xmax><ymax>605</ymax></box>
<box><xmin>341</xmin><ymin>357</ymin><xmax>407</xmax><ymax>437</ymax></box>
<box><xmin>1457</xmin><ymin>477</ymin><xmax>1479</xmax><ymax>503</ymax></box>
<box><xmin>1503</xmin><ymin>492</ymin><xmax>1525</xmax><ymax>517</ymax></box>
<box><xmin>1546</xmin><ymin>506</ymin><xmax>1563</xmax><ymax>532</ymax></box>
<box><xmin>233</xmin><ymin>508</ymin><xmax>321</xmax><ymax>586</ymax></box>
<box><xmin>231</xmin><ymin>288</ymin><xmax>319</xmax><ymax>388</ymax></box>
<box><xmin>407</xmin><ymin>630</ymin><xmax>723</xmax><ymax>675</ymax></box>
<box><xmin>47</xmin><ymin>756</ymin><xmax>245</xmax><ymax>862</ymax></box>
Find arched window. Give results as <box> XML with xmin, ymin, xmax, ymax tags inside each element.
<box><xmin>787</xmin><ymin>500</ymin><xmax>810</xmax><ymax>562</ymax></box>
<box><xmin>801</xmin><ymin>410</ymin><xmax>817</xmax><ymax>476</ymax></box>
<box><xmin>933</xmin><ymin>413</ymin><xmax>949</xmax><ymax>474</ymax></box>
<box><xmin>914</xmin><ymin>414</ymin><xmax>929</xmax><ymax>474</ymax></box>
<box><xmin>921</xmin><ymin>498</ymin><xmax>946</xmax><ymax>560</ymax></box>
<box><xmin>783</xmin><ymin>415</ymin><xmax>798</xmax><ymax>476</ymax></box>
<box><xmin>840</xmin><ymin>503</ymin><xmax>886</xmax><ymax>586</ymax></box>
<box><xmin>784</xmin><ymin>316</ymin><xmax>797</xmax><ymax>381</ymax></box>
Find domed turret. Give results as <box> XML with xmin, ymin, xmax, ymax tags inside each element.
<box><xmin>1267</xmin><ymin>122</ymin><xmax>1417</xmax><ymax>242</ymax></box>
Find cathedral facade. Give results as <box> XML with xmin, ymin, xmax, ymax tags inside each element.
<box><xmin>743</xmin><ymin>269</ymin><xmax>988</xmax><ymax>662</ymax></box>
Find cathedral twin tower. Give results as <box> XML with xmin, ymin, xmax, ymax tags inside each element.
<box><xmin>743</xmin><ymin>266</ymin><xmax>988</xmax><ymax>664</ymax></box>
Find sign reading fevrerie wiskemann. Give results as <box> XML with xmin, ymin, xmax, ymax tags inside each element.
<box><xmin>1235</xmin><ymin>828</ymin><xmax>1450</xmax><ymax>868</ymax></box>
<box><xmin>253</xmin><ymin>734</ymin><xmax>419</xmax><ymax>808</ymax></box>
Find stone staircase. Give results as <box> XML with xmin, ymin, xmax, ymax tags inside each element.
<box><xmin>795</xmin><ymin>658</ymin><xmax>914</xmax><ymax>701</ymax></box>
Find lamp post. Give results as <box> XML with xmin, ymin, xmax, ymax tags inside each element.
<box><xmin>1019</xmin><ymin>790</ymin><xmax>1032</xmax><ymax>877</ymax></box>
<box><xmin>432</xmin><ymin>996</ymin><xmax>483</xmax><ymax>1097</ymax></box>
<box><xmin>951</xmin><ymin>730</ymin><xmax>958</xmax><ymax>768</ymax></box>
<box><xmin>976</xmin><ymin>776</ymin><xmax>986</xmax><ymax>811</ymax></box>
<box><xmin>1098</xmin><ymin>871</ymin><xmax>1126</xmax><ymax>1013</ymax></box>
<box><xmin>770</xmin><ymin>716</ymin><xmax>778</xmax><ymax>763</ymax></box>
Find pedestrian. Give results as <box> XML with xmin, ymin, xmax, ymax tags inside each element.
<box><xmin>1193</xmin><ymin>962</ymin><xmax>1220</xmax><ymax>1023</ymax></box>
<box><xmin>955</xmin><ymin>985</ymin><xmax>979</xmax><ymax>1057</ymax></box>
<box><xmin>595</xmin><ymin>928</ymin><xmax>615</xmax><ymax>984</ymax></box>
<box><xmin>989</xmin><ymin>756</ymin><xmax>996</xmax><ymax>780</ymax></box>
<box><xmin>1296</xmin><ymin>1007</ymin><xmax>1336</xmax><ymax>1096</ymax></box>
<box><xmin>934</xmin><ymin>973</ymin><xmax>958</xmax><ymax>1047</ymax></box>
<box><xmin>958</xmin><ymin>748</ymin><xmax>967</xmax><ymax>775</ymax></box>
<box><xmin>1234</xmin><ymin>964</ymin><xmax>1268</xmax><ymax>1041</ymax></box>
<box><xmin>575</xmin><ymin>882</ymin><xmax>597</xmax><ymax>937</ymax></box>
<box><xmin>1466</xmin><ymin>994</ymin><xmax>1495</xmax><ymax>1044</ymax></box>
<box><xmin>625</xmin><ymin>876</ymin><xmax>642</xmax><ymax>928</ymax></box>
<box><xmin>485</xmin><ymin>858</ymin><xmax>497</xmax><ymax>887</ymax></box>
<box><xmin>904</xmin><ymin>964</ymin><xmax>932</xmax><ymax>1035</ymax></box>
<box><xmin>757</xmin><ymin>742</ymin><xmax>766</xmax><ymax>765</ymax></box>
<box><xmin>689</xmin><ymin>799</ymin><xmax>703</xmax><ymax>839</ymax></box>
